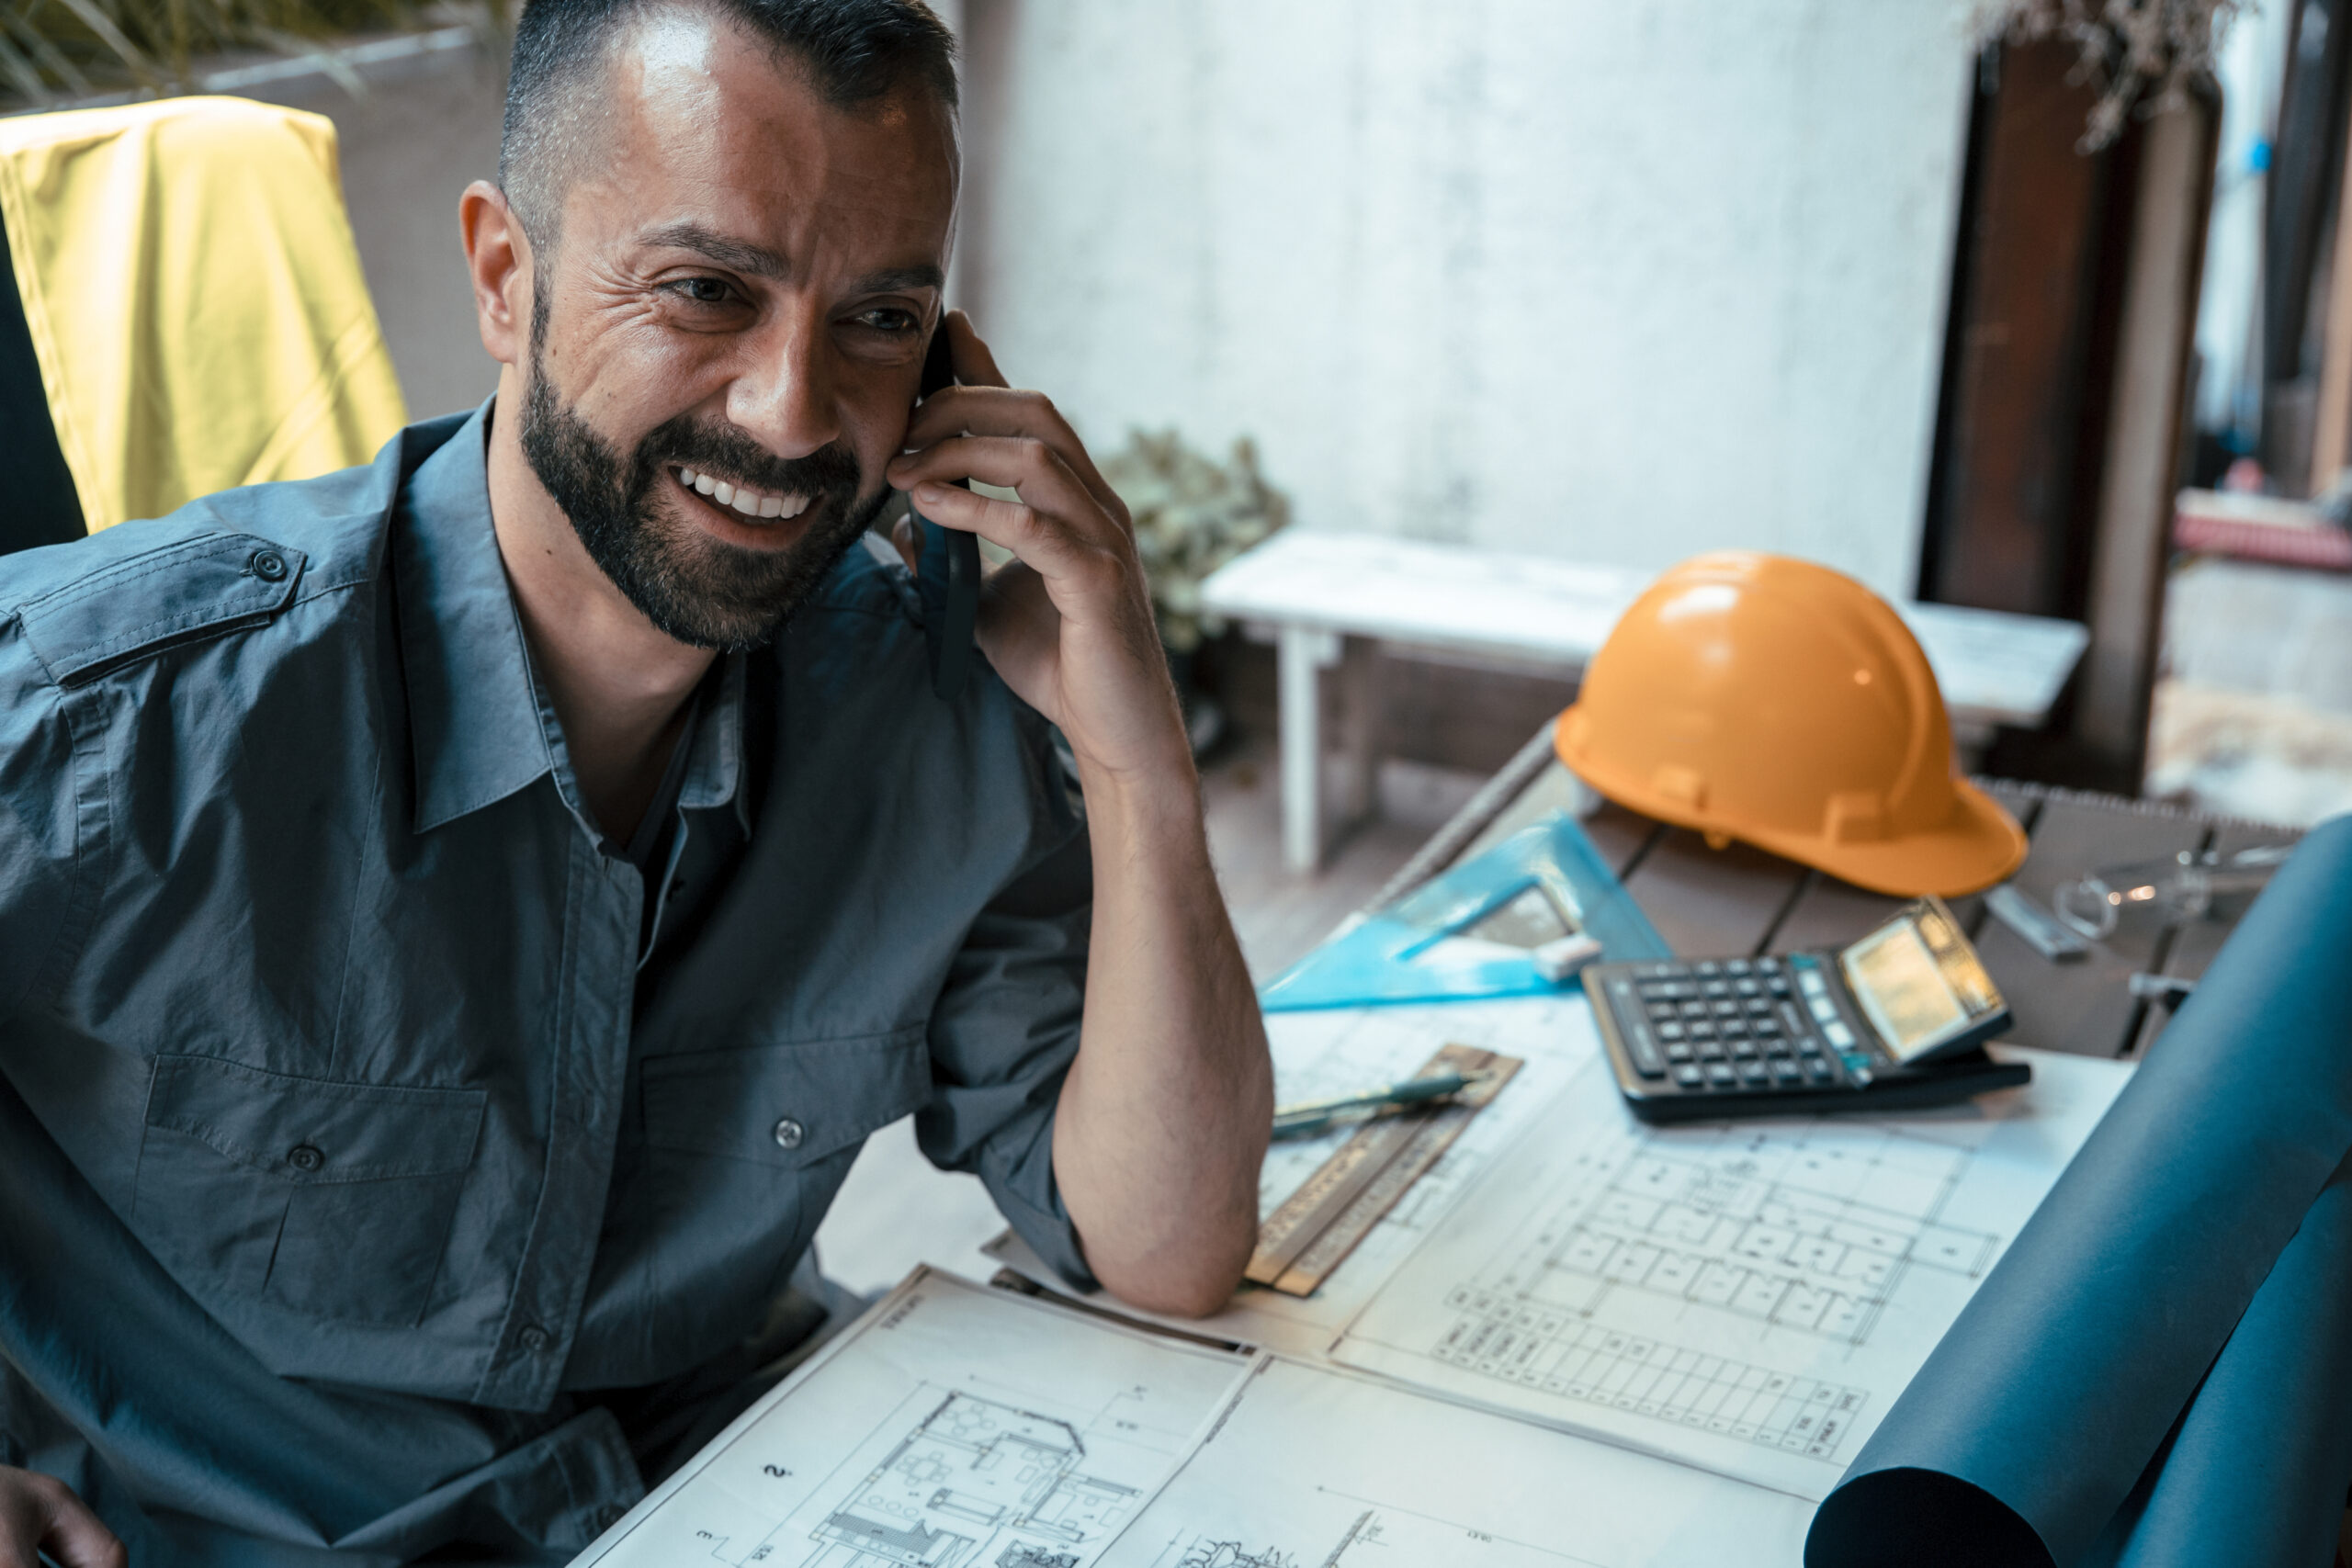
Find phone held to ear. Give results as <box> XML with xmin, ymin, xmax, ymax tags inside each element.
<box><xmin>912</xmin><ymin>324</ymin><xmax>980</xmax><ymax>701</ymax></box>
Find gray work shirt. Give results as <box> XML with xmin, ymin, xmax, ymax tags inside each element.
<box><xmin>0</xmin><ymin>403</ymin><xmax>1095</xmax><ymax>1563</ymax></box>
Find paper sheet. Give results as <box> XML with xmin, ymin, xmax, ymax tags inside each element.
<box><xmin>1332</xmin><ymin>1047</ymin><xmax>2132</xmax><ymax>1500</ymax></box>
<box><xmin>991</xmin><ymin>994</ymin><xmax>1606</xmax><ymax>1355</ymax></box>
<box><xmin>1097</xmin><ymin>1357</ymin><xmax>1814</xmax><ymax>1568</ymax></box>
<box><xmin>571</xmin><ymin>1269</ymin><xmax>1255</xmax><ymax>1568</ymax></box>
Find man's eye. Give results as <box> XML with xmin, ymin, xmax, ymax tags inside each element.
<box><xmin>854</xmin><ymin>308</ymin><xmax>919</xmax><ymax>333</ymax></box>
<box><xmin>673</xmin><ymin>277</ymin><xmax>734</xmax><ymax>306</ymax></box>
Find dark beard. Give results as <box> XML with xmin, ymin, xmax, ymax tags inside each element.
<box><xmin>516</xmin><ymin>342</ymin><xmax>890</xmax><ymax>651</ymax></box>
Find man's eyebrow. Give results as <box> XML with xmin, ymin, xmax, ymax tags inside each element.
<box><xmin>637</xmin><ymin>222</ymin><xmax>790</xmax><ymax>280</ymax></box>
<box><xmin>847</xmin><ymin>264</ymin><xmax>945</xmax><ymax>297</ymax></box>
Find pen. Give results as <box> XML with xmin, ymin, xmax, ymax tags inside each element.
<box><xmin>1272</xmin><ymin>1070</ymin><xmax>1476</xmax><ymax>1139</ymax></box>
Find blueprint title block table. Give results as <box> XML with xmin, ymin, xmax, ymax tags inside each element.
<box><xmin>1372</xmin><ymin>729</ymin><xmax>2304</xmax><ymax>1060</ymax></box>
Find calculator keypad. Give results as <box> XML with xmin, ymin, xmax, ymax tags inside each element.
<box><xmin>1609</xmin><ymin>957</ymin><xmax>1850</xmax><ymax>1098</ymax></box>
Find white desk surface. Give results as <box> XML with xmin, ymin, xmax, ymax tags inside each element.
<box><xmin>1201</xmin><ymin>531</ymin><xmax>2090</xmax><ymax>728</ymax></box>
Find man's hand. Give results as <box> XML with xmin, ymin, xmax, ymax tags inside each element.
<box><xmin>887</xmin><ymin>311</ymin><xmax>1190</xmax><ymax>784</ymax></box>
<box><xmin>0</xmin><ymin>1468</ymin><xmax>123</xmax><ymax>1568</ymax></box>
<box><xmin>888</xmin><ymin>313</ymin><xmax>1272</xmax><ymax>1317</ymax></box>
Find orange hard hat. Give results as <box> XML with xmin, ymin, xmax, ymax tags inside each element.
<box><xmin>1555</xmin><ymin>551</ymin><xmax>2025</xmax><ymax>897</ymax></box>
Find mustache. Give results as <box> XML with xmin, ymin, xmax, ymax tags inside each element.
<box><xmin>632</xmin><ymin>414</ymin><xmax>865</xmax><ymax>502</ymax></box>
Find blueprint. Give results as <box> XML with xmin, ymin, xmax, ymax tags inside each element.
<box><xmin>1097</xmin><ymin>1358</ymin><xmax>1813</xmax><ymax>1568</ymax></box>
<box><xmin>572</xmin><ymin>1269</ymin><xmax>1255</xmax><ymax>1568</ymax></box>
<box><xmin>1334</xmin><ymin>1047</ymin><xmax>2134</xmax><ymax>1499</ymax></box>
<box><xmin>990</xmin><ymin>995</ymin><xmax>1605</xmax><ymax>1355</ymax></box>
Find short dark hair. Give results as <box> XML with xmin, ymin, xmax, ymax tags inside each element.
<box><xmin>500</xmin><ymin>0</ymin><xmax>958</xmax><ymax>247</ymax></box>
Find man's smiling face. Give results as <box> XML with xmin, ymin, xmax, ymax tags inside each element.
<box><xmin>514</xmin><ymin>6</ymin><xmax>957</xmax><ymax>649</ymax></box>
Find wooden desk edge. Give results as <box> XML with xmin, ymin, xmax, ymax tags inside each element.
<box><xmin>1366</xmin><ymin>724</ymin><xmax>2303</xmax><ymax>922</ymax></box>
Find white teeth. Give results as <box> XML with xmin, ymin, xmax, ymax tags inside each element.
<box><xmin>677</xmin><ymin>467</ymin><xmax>808</xmax><ymax>525</ymax></box>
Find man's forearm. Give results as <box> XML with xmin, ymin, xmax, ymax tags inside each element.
<box><xmin>1051</xmin><ymin>762</ymin><xmax>1271</xmax><ymax>1317</ymax></box>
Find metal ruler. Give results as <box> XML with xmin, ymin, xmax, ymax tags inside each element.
<box><xmin>1245</xmin><ymin>1043</ymin><xmax>1521</xmax><ymax>1298</ymax></box>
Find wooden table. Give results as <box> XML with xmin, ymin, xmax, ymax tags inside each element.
<box><xmin>1374</xmin><ymin>728</ymin><xmax>2305</xmax><ymax>1060</ymax></box>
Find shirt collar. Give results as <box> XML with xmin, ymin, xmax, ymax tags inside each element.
<box><xmin>681</xmin><ymin>649</ymin><xmax>752</xmax><ymax>837</ymax></box>
<box><xmin>395</xmin><ymin>400</ymin><xmax>550</xmax><ymax>833</ymax></box>
<box><xmin>391</xmin><ymin>398</ymin><xmax>750</xmax><ymax>837</ymax></box>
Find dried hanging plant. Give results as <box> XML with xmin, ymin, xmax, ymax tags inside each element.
<box><xmin>1971</xmin><ymin>0</ymin><xmax>2250</xmax><ymax>151</ymax></box>
<box><xmin>0</xmin><ymin>0</ymin><xmax>507</xmax><ymax>107</ymax></box>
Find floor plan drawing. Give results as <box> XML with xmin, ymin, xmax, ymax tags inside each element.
<box><xmin>1404</xmin><ymin>1116</ymin><xmax>2004</xmax><ymax>1461</ymax></box>
<box><xmin>573</xmin><ymin>1270</ymin><xmax>1254</xmax><ymax>1568</ymax></box>
<box><xmin>1095</xmin><ymin>1358</ymin><xmax>1815</xmax><ymax>1568</ymax></box>
<box><xmin>1143</xmin><ymin>1506</ymin><xmax>1582</xmax><ymax>1568</ymax></box>
<box><xmin>1475</xmin><ymin>1120</ymin><xmax>2002</xmax><ymax>1348</ymax></box>
<box><xmin>1167</xmin><ymin>1540</ymin><xmax>1299</xmax><ymax>1568</ymax></box>
<box><xmin>1334</xmin><ymin>1049</ymin><xmax>2134</xmax><ymax>1499</ymax></box>
<box><xmin>802</xmin><ymin>1390</ymin><xmax>1135</xmax><ymax>1568</ymax></box>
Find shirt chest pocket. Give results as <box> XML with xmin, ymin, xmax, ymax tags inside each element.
<box><xmin>133</xmin><ymin>1055</ymin><xmax>486</xmax><ymax>1328</ymax></box>
<box><xmin>640</xmin><ymin>1028</ymin><xmax>933</xmax><ymax>1265</ymax></box>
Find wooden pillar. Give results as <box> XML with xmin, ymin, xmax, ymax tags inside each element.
<box><xmin>2079</xmin><ymin>95</ymin><xmax>2218</xmax><ymax>773</ymax></box>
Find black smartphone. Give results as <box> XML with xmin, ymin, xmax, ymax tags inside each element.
<box><xmin>912</xmin><ymin>323</ymin><xmax>979</xmax><ymax>701</ymax></box>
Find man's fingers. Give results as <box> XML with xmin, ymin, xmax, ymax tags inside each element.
<box><xmin>918</xmin><ymin>314</ymin><xmax>1130</xmax><ymax>525</ymax></box>
<box><xmin>896</xmin><ymin>437</ymin><xmax>1109</xmax><ymax>546</ymax></box>
<box><xmin>943</xmin><ymin>309</ymin><xmax>1009</xmax><ymax>389</ymax></box>
<box><xmin>903</xmin><ymin>386</ymin><xmax>1062</xmax><ymax>454</ymax></box>
<box><xmin>1</xmin><ymin>1473</ymin><xmax>124</xmax><ymax>1568</ymax></box>
<box><xmin>889</xmin><ymin>513</ymin><xmax>921</xmax><ymax>574</ymax></box>
<box><xmin>902</xmin><ymin>388</ymin><xmax>1129</xmax><ymax>527</ymax></box>
<box><xmin>905</xmin><ymin>483</ymin><xmax>1040</xmax><ymax>553</ymax></box>
<box><xmin>906</xmin><ymin>484</ymin><xmax>1110</xmax><ymax>590</ymax></box>
<box><xmin>42</xmin><ymin>1501</ymin><xmax>126</xmax><ymax>1568</ymax></box>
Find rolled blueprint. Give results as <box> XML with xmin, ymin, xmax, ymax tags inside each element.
<box><xmin>1806</xmin><ymin>813</ymin><xmax>2352</xmax><ymax>1568</ymax></box>
<box><xmin>2083</xmin><ymin>1148</ymin><xmax>2352</xmax><ymax>1568</ymax></box>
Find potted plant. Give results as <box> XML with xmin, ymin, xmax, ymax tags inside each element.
<box><xmin>1101</xmin><ymin>428</ymin><xmax>1290</xmax><ymax>759</ymax></box>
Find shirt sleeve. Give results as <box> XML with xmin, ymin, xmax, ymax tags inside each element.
<box><xmin>0</xmin><ymin>619</ymin><xmax>83</xmax><ymax>1019</ymax></box>
<box><xmin>911</xmin><ymin>725</ymin><xmax>1100</xmax><ymax>1292</ymax></box>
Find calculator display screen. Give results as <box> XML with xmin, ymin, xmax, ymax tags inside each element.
<box><xmin>1839</xmin><ymin>904</ymin><xmax>2001</xmax><ymax>1062</ymax></box>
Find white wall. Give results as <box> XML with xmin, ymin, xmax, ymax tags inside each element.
<box><xmin>957</xmin><ymin>0</ymin><xmax>1976</xmax><ymax>601</ymax></box>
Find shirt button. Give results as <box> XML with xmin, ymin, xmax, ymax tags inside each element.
<box><xmin>516</xmin><ymin>1324</ymin><xmax>551</xmax><ymax>1352</ymax></box>
<box><xmin>772</xmin><ymin>1117</ymin><xmax>805</xmax><ymax>1150</ymax></box>
<box><xmin>250</xmin><ymin>548</ymin><xmax>289</xmax><ymax>582</ymax></box>
<box><xmin>286</xmin><ymin>1143</ymin><xmax>325</xmax><ymax>1173</ymax></box>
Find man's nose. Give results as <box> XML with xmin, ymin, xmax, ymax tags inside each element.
<box><xmin>727</xmin><ymin>310</ymin><xmax>841</xmax><ymax>459</ymax></box>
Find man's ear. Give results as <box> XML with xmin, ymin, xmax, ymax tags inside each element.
<box><xmin>459</xmin><ymin>180</ymin><xmax>536</xmax><ymax>369</ymax></box>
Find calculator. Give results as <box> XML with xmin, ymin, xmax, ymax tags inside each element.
<box><xmin>1586</xmin><ymin>897</ymin><xmax>2029</xmax><ymax>1122</ymax></box>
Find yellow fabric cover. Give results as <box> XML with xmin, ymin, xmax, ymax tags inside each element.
<box><xmin>0</xmin><ymin>96</ymin><xmax>407</xmax><ymax>534</ymax></box>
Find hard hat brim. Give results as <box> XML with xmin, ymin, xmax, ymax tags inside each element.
<box><xmin>1560</xmin><ymin>718</ymin><xmax>2028</xmax><ymax>899</ymax></box>
<box><xmin>1735</xmin><ymin>774</ymin><xmax>2029</xmax><ymax>899</ymax></box>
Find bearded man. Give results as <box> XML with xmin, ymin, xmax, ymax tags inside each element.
<box><xmin>0</xmin><ymin>3</ymin><xmax>1270</xmax><ymax>1562</ymax></box>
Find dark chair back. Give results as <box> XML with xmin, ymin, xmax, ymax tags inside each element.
<box><xmin>0</xmin><ymin>218</ymin><xmax>86</xmax><ymax>556</ymax></box>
